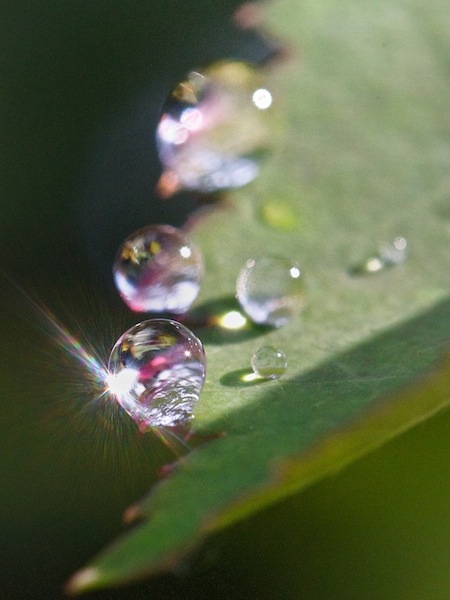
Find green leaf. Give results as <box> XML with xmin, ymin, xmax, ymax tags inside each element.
<box><xmin>68</xmin><ymin>0</ymin><xmax>450</xmax><ymax>592</ymax></box>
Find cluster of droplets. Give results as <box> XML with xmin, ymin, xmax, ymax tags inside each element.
<box><xmin>106</xmin><ymin>59</ymin><xmax>409</xmax><ymax>433</ymax></box>
<box><xmin>110</xmin><ymin>223</ymin><xmax>207</xmax><ymax>430</ymax></box>
<box><xmin>107</xmin><ymin>60</ymin><xmax>301</xmax><ymax>432</ymax></box>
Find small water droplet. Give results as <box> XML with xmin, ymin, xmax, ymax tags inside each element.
<box><xmin>113</xmin><ymin>225</ymin><xmax>203</xmax><ymax>313</ymax></box>
<box><xmin>251</xmin><ymin>345</ymin><xmax>287</xmax><ymax>379</ymax></box>
<box><xmin>236</xmin><ymin>256</ymin><xmax>307</xmax><ymax>327</ymax></box>
<box><xmin>156</xmin><ymin>61</ymin><xmax>273</xmax><ymax>194</ymax></box>
<box><xmin>107</xmin><ymin>319</ymin><xmax>206</xmax><ymax>430</ymax></box>
<box><xmin>351</xmin><ymin>237</ymin><xmax>408</xmax><ymax>276</ymax></box>
<box><xmin>379</xmin><ymin>236</ymin><xmax>408</xmax><ymax>266</ymax></box>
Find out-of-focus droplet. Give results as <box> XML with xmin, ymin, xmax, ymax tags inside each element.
<box><xmin>379</xmin><ymin>236</ymin><xmax>408</xmax><ymax>266</ymax></box>
<box><xmin>351</xmin><ymin>236</ymin><xmax>408</xmax><ymax>275</ymax></box>
<box><xmin>156</xmin><ymin>61</ymin><xmax>273</xmax><ymax>194</ymax></box>
<box><xmin>236</xmin><ymin>256</ymin><xmax>307</xmax><ymax>327</ymax></box>
<box><xmin>107</xmin><ymin>319</ymin><xmax>206</xmax><ymax>430</ymax></box>
<box><xmin>113</xmin><ymin>224</ymin><xmax>203</xmax><ymax>313</ymax></box>
<box><xmin>251</xmin><ymin>345</ymin><xmax>287</xmax><ymax>379</ymax></box>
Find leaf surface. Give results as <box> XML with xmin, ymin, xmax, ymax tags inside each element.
<box><xmin>69</xmin><ymin>0</ymin><xmax>450</xmax><ymax>591</ymax></box>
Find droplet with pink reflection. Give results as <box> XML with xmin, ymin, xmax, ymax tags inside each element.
<box><xmin>156</xmin><ymin>61</ymin><xmax>273</xmax><ymax>194</ymax></box>
<box><xmin>107</xmin><ymin>319</ymin><xmax>206</xmax><ymax>430</ymax></box>
<box><xmin>113</xmin><ymin>224</ymin><xmax>203</xmax><ymax>314</ymax></box>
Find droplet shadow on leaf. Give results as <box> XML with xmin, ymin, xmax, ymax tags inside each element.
<box><xmin>220</xmin><ymin>368</ymin><xmax>271</xmax><ymax>387</ymax></box>
<box><xmin>110</xmin><ymin>301</ymin><xmax>450</xmax><ymax>596</ymax></box>
<box><xmin>185</xmin><ymin>296</ymin><xmax>271</xmax><ymax>345</ymax></box>
<box><xmin>206</xmin><ymin>297</ymin><xmax>450</xmax><ymax>442</ymax></box>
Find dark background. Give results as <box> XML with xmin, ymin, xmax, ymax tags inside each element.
<box><xmin>0</xmin><ymin>3</ymin><xmax>274</xmax><ymax>598</ymax></box>
<box><xmin>2</xmin><ymin>3</ymin><xmax>450</xmax><ymax>600</ymax></box>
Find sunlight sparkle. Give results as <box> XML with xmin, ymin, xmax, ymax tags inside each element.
<box><xmin>106</xmin><ymin>368</ymin><xmax>139</xmax><ymax>397</ymax></box>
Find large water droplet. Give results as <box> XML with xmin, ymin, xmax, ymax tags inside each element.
<box><xmin>251</xmin><ymin>345</ymin><xmax>287</xmax><ymax>379</ymax></box>
<box><xmin>113</xmin><ymin>225</ymin><xmax>203</xmax><ymax>313</ymax></box>
<box><xmin>107</xmin><ymin>319</ymin><xmax>206</xmax><ymax>430</ymax></box>
<box><xmin>236</xmin><ymin>256</ymin><xmax>307</xmax><ymax>327</ymax></box>
<box><xmin>156</xmin><ymin>61</ymin><xmax>272</xmax><ymax>194</ymax></box>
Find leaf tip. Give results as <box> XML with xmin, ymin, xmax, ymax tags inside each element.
<box><xmin>65</xmin><ymin>567</ymin><xmax>101</xmax><ymax>595</ymax></box>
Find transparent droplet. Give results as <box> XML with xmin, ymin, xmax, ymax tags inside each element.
<box><xmin>156</xmin><ymin>61</ymin><xmax>273</xmax><ymax>194</ymax></box>
<box><xmin>107</xmin><ymin>319</ymin><xmax>206</xmax><ymax>430</ymax></box>
<box><xmin>251</xmin><ymin>345</ymin><xmax>287</xmax><ymax>379</ymax></box>
<box><xmin>379</xmin><ymin>236</ymin><xmax>408</xmax><ymax>266</ymax></box>
<box><xmin>236</xmin><ymin>256</ymin><xmax>307</xmax><ymax>327</ymax></box>
<box><xmin>113</xmin><ymin>225</ymin><xmax>203</xmax><ymax>313</ymax></box>
<box><xmin>351</xmin><ymin>236</ymin><xmax>408</xmax><ymax>275</ymax></box>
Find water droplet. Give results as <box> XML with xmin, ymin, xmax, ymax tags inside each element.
<box><xmin>236</xmin><ymin>256</ymin><xmax>307</xmax><ymax>327</ymax></box>
<box><xmin>156</xmin><ymin>61</ymin><xmax>272</xmax><ymax>194</ymax></box>
<box><xmin>379</xmin><ymin>236</ymin><xmax>408</xmax><ymax>266</ymax></box>
<box><xmin>251</xmin><ymin>345</ymin><xmax>287</xmax><ymax>379</ymax></box>
<box><xmin>113</xmin><ymin>225</ymin><xmax>203</xmax><ymax>313</ymax></box>
<box><xmin>351</xmin><ymin>236</ymin><xmax>408</xmax><ymax>276</ymax></box>
<box><xmin>107</xmin><ymin>319</ymin><xmax>206</xmax><ymax>430</ymax></box>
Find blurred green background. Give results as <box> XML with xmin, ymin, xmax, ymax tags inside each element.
<box><xmin>2</xmin><ymin>2</ymin><xmax>450</xmax><ymax>599</ymax></box>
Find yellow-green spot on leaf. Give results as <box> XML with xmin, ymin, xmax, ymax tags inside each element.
<box><xmin>260</xmin><ymin>200</ymin><xmax>299</xmax><ymax>231</ymax></box>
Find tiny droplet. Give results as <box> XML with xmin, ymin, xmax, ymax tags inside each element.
<box><xmin>251</xmin><ymin>345</ymin><xmax>287</xmax><ymax>379</ymax></box>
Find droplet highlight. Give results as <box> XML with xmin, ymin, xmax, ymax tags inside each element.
<box><xmin>251</xmin><ymin>345</ymin><xmax>287</xmax><ymax>379</ymax></box>
<box><xmin>107</xmin><ymin>319</ymin><xmax>206</xmax><ymax>430</ymax></box>
<box><xmin>156</xmin><ymin>61</ymin><xmax>273</xmax><ymax>194</ymax></box>
<box><xmin>113</xmin><ymin>224</ymin><xmax>203</xmax><ymax>313</ymax></box>
<box><xmin>236</xmin><ymin>256</ymin><xmax>307</xmax><ymax>327</ymax></box>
